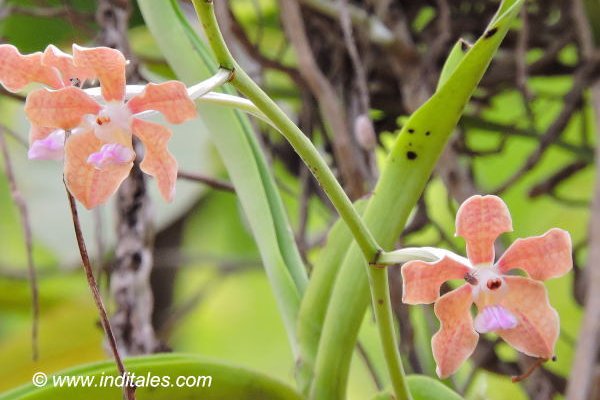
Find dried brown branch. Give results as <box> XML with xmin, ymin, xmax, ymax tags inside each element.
<box><xmin>0</xmin><ymin>87</ymin><xmax>26</xmax><ymax>102</ymax></box>
<box><xmin>0</xmin><ymin>127</ymin><xmax>38</xmax><ymax>360</ymax></box>
<box><xmin>566</xmin><ymin>81</ymin><xmax>600</xmax><ymax>400</ymax></box>
<box><xmin>493</xmin><ymin>58</ymin><xmax>600</xmax><ymax>194</ymax></box>
<box><xmin>528</xmin><ymin>161</ymin><xmax>588</xmax><ymax>198</ymax></box>
<box><xmin>177</xmin><ymin>170</ymin><xmax>235</xmax><ymax>193</ymax></box>
<box><xmin>221</xmin><ymin>3</ymin><xmax>304</xmax><ymax>86</ymax></box>
<box><xmin>278</xmin><ymin>0</ymin><xmax>368</xmax><ymax>199</ymax></box>
<box><xmin>0</xmin><ymin>3</ymin><xmax>93</xmax><ymax>19</ymax></box>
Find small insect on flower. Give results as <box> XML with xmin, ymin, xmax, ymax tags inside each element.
<box><xmin>0</xmin><ymin>44</ymin><xmax>198</xmax><ymax>209</ymax></box>
<box><xmin>401</xmin><ymin>195</ymin><xmax>572</xmax><ymax>379</ymax></box>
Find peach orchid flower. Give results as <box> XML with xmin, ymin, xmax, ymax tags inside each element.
<box><xmin>401</xmin><ymin>195</ymin><xmax>572</xmax><ymax>378</ymax></box>
<box><xmin>0</xmin><ymin>44</ymin><xmax>198</xmax><ymax>209</ymax></box>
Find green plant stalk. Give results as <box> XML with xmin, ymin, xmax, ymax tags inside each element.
<box><xmin>370</xmin><ymin>268</ymin><xmax>411</xmax><ymax>399</ymax></box>
<box><xmin>191</xmin><ymin>3</ymin><xmax>413</xmax><ymax>398</ymax></box>
<box><xmin>192</xmin><ymin>0</ymin><xmax>381</xmax><ymax>264</ymax></box>
<box><xmin>308</xmin><ymin>1</ymin><xmax>524</xmax><ymax>399</ymax></box>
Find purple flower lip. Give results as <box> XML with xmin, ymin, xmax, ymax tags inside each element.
<box><xmin>474</xmin><ymin>305</ymin><xmax>518</xmax><ymax>333</ymax></box>
<box><xmin>87</xmin><ymin>143</ymin><xmax>135</xmax><ymax>170</ymax></box>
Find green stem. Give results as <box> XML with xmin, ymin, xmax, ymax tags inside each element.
<box><xmin>192</xmin><ymin>2</ymin><xmax>412</xmax><ymax>399</ymax></box>
<box><xmin>370</xmin><ymin>268</ymin><xmax>411</xmax><ymax>400</ymax></box>
<box><xmin>192</xmin><ymin>0</ymin><xmax>382</xmax><ymax>264</ymax></box>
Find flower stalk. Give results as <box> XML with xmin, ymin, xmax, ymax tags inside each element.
<box><xmin>191</xmin><ymin>2</ymin><xmax>412</xmax><ymax>399</ymax></box>
<box><xmin>191</xmin><ymin>0</ymin><xmax>382</xmax><ymax>264</ymax></box>
<box><xmin>63</xmin><ymin>173</ymin><xmax>135</xmax><ymax>400</ymax></box>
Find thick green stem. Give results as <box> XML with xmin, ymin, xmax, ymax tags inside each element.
<box><xmin>192</xmin><ymin>2</ymin><xmax>413</xmax><ymax>399</ymax></box>
<box><xmin>192</xmin><ymin>0</ymin><xmax>381</xmax><ymax>263</ymax></box>
<box><xmin>370</xmin><ymin>267</ymin><xmax>411</xmax><ymax>400</ymax></box>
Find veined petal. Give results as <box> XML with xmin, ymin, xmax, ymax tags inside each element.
<box><xmin>64</xmin><ymin>130</ymin><xmax>132</xmax><ymax>209</ymax></box>
<box><xmin>28</xmin><ymin>130</ymin><xmax>65</xmax><ymax>160</ymax></box>
<box><xmin>0</xmin><ymin>44</ymin><xmax>62</xmax><ymax>92</ymax></box>
<box><xmin>42</xmin><ymin>45</ymin><xmax>96</xmax><ymax>86</ymax></box>
<box><xmin>131</xmin><ymin>118</ymin><xmax>177</xmax><ymax>202</ymax></box>
<box><xmin>497</xmin><ymin>228</ymin><xmax>572</xmax><ymax>281</ymax></box>
<box><xmin>432</xmin><ymin>284</ymin><xmax>478</xmax><ymax>378</ymax></box>
<box><xmin>72</xmin><ymin>45</ymin><xmax>126</xmax><ymax>102</ymax></box>
<box><xmin>25</xmin><ymin>87</ymin><xmax>101</xmax><ymax>130</ymax></box>
<box><xmin>496</xmin><ymin>276</ymin><xmax>559</xmax><ymax>359</ymax></box>
<box><xmin>401</xmin><ymin>255</ymin><xmax>471</xmax><ymax>304</ymax></box>
<box><xmin>127</xmin><ymin>81</ymin><xmax>197</xmax><ymax>124</ymax></box>
<box><xmin>456</xmin><ymin>195</ymin><xmax>513</xmax><ymax>265</ymax></box>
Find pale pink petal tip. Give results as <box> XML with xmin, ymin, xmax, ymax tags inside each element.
<box><xmin>27</xmin><ymin>130</ymin><xmax>65</xmax><ymax>160</ymax></box>
<box><xmin>474</xmin><ymin>305</ymin><xmax>518</xmax><ymax>333</ymax></box>
<box><xmin>87</xmin><ymin>143</ymin><xmax>135</xmax><ymax>169</ymax></box>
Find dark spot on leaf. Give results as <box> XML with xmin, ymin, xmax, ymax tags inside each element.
<box><xmin>406</xmin><ymin>151</ymin><xmax>418</xmax><ymax>160</ymax></box>
<box><xmin>408</xmin><ymin>142</ymin><xmax>412</xmax><ymax>146</ymax></box>
<box><xmin>377</xmin><ymin>299</ymin><xmax>384</xmax><ymax>305</ymax></box>
<box><xmin>484</xmin><ymin>27</ymin><xmax>498</xmax><ymax>38</ymax></box>
<box><xmin>425</xmin><ymin>131</ymin><xmax>431</xmax><ymax>136</ymax></box>
<box><xmin>408</xmin><ymin>128</ymin><xmax>415</xmax><ymax>134</ymax></box>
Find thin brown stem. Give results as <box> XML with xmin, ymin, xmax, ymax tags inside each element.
<box><xmin>64</xmin><ymin>183</ymin><xmax>135</xmax><ymax>400</ymax></box>
<box><xmin>0</xmin><ymin>128</ymin><xmax>39</xmax><ymax>360</ymax></box>
<box><xmin>177</xmin><ymin>170</ymin><xmax>235</xmax><ymax>193</ymax></box>
<box><xmin>511</xmin><ymin>358</ymin><xmax>547</xmax><ymax>383</ymax></box>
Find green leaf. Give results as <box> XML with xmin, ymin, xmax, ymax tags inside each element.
<box><xmin>307</xmin><ymin>1</ymin><xmax>525</xmax><ymax>398</ymax></box>
<box><xmin>407</xmin><ymin>375</ymin><xmax>463</xmax><ymax>400</ymax></box>
<box><xmin>367</xmin><ymin>376</ymin><xmax>464</xmax><ymax>400</ymax></box>
<box><xmin>137</xmin><ymin>0</ymin><xmax>307</xmax><ymax>356</ymax></box>
<box><xmin>296</xmin><ymin>200</ymin><xmax>367</xmax><ymax>392</ymax></box>
<box><xmin>0</xmin><ymin>354</ymin><xmax>302</xmax><ymax>400</ymax></box>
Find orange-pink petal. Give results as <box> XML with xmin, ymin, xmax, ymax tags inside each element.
<box><xmin>455</xmin><ymin>195</ymin><xmax>513</xmax><ymax>265</ymax></box>
<box><xmin>127</xmin><ymin>81</ymin><xmax>197</xmax><ymax>124</ymax></box>
<box><xmin>495</xmin><ymin>276</ymin><xmax>559</xmax><ymax>359</ymax></box>
<box><xmin>72</xmin><ymin>45</ymin><xmax>126</xmax><ymax>102</ymax></box>
<box><xmin>131</xmin><ymin>118</ymin><xmax>177</xmax><ymax>202</ymax></box>
<box><xmin>64</xmin><ymin>130</ymin><xmax>132</xmax><ymax>209</ymax></box>
<box><xmin>42</xmin><ymin>45</ymin><xmax>96</xmax><ymax>86</ymax></box>
<box><xmin>432</xmin><ymin>284</ymin><xmax>478</xmax><ymax>378</ymax></box>
<box><xmin>497</xmin><ymin>228</ymin><xmax>572</xmax><ymax>281</ymax></box>
<box><xmin>0</xmin><ymin>44</ymin><xmax>62</xmax><ymax>92</ymax></box>
<box><xmin>401</xmin><ymin>256</ymin><xmax>471</xmax><ymax>304</ymax></box>
<box><xmin>25</xmin><ymin>87</ymin><xmax>101</xmax><ymax>130</ymax></box>
<box><xmin>29</xmin><ymin>125</ymin><xmax>56</xmax><ymax>145</ymax></box>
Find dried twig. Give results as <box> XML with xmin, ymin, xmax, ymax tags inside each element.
<box><xmin>278</xmin><ymin>0</ymin><xmax>368</xmax><ymax>199</ymax></box>
<box><xmin>0</xmin><ymin>128</ymin><xmax>39</xmax><ymax>360</ymax></box>
<box><xmin>64</xmin><ymin>182</ymin><xmax>135</xmax><ymax>400</ymax></box>
<box><xmin>177</xmin><ymin>170</ymin><xmax>235</xmax><ymax>193</ymax></box>
<box><xmin>528</xmin><ymin>160</ymin><xmax>588</xmax><ymax>198</ymax></box>
<box><xmin>221</xmin><ymin>3</ymin><xmax>304</xmax><ymax>86</ymax></box>
<box><xmin>493</xmin><ymin>59</ymin><xmax>599</xmax><ymax>194</ymax></box>
<box><xmin>566</xmin><ymin>81</ymin><xmax>600</xmax><ymax>400</ymax></box>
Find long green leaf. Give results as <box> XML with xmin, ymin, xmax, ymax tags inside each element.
<box><xmin>307</xmin><ymin>1</ymin><xmax>524</xmax><ymax>398</ymax></box>
<box><xmin>295</xmin><ymin>200</ymin><xmax>366</xmax><ymax>392</ymax></box>
<box><xmin>0</xmin><ymin>354</ymin><xmax>302</xmax><ymax>400</ymax></box>
<box><xmin>137</xmin><ymin>0</ymin><xmax>307</xmax><ymax>356</ymax></box>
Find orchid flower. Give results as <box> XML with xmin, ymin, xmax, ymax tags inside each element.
<box><xmin>401</xmin><ymin>195</ymin><xmax>572</xmax><ymax>378</ymax></box>
<box><xmin>0</xmin><ymin>43</ymin><xmax>198</xmax><ymax>208</ymax></box>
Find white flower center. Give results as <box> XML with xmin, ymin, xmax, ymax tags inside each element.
<box><xmin>91</xmin><ymin>101</ymin><xmax>132</xmax><ymax>143</ymax></box>
<box><xmin>469</xmin><ymin>265</ymin><xmax>507</xmax><ymax>302</ymax></box>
